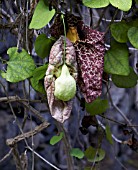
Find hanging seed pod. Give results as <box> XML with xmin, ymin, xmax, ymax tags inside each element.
<box><xmin>54</xmin><ymin>64</ymin><xmax>76</xmax><ymax>101</ymax></box>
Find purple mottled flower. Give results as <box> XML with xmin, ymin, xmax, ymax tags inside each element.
<box><xmin>48</xmin><ymin>13</ymin><xmax>105</xmax><ymax>109</ymax></box>
<box><xmin>74</xmin><ymin>21</ymin><xmax>105</xmax><ymax>103</ymax></box>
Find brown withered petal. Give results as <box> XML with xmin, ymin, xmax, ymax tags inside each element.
<box><xmin>74</xmin><ymin>21</ymin><xmax>105</xmax><ymax>103</ymax></box>
<box><xmin>44</xmin><ymin>36</ymin><xmax>77</xmax><ymax>123</ymax></box>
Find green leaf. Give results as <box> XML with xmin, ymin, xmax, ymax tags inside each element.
<box><xmin>135</xmin><ymin>0</ymin><xmax>138</xmax><ymax>4</ymax></box>
<box><xmin>35</xmin><ymin>34</ymin><xmax>54</xmax><ymax>58</ymax></box>
<box><xmin>1</xmin><ymin>47</ymin><xmax>36</xmax><ymax>83</ymax></box>
<box><xmin>128</xmin><ymin>27</ymin><xmax>138</xmax><ymax>49</ymax></box>
<box><xmin>83</xmin><ymin>0</ymin><xmax>109</xmax><ymax>8</ymax></box>
<box><xmin>29</xmin><ymin>0</ymin><xmax>55</xmax><ymax>29</ymax></box>
<box><xmin>104</xmin><ymin>42</ymin><xmax>130</xmax><ymax>75</ymax></box>
<box><xmin>70</xmin><ymin>148</ymin><xmax>84</xmax><ymax>159</ymax></box>
<box><xmin>105</xmin><ymin>125</ymin><xmax>113</xmax><ymax>144</ymax></box>
<box><xmin>50</xmin><ymin>132</ymin><xmax>64</xmax><ymax>145</ymax></box>
<box><xmin>84</xmin><ymin>146</ymin><xmax>105</xmax><ymax>162</ymax></box>
<box><xmin>85</xmin><ymin>98</ymin><xmax>109</xmax><ymax>116</ymax></box>
<box><xmin>112</xmin><ymin>67</ymin><xmax>138</xmax><ymax>88</ymax></box>
<box><xmin>30</xmin><ymin>64</ymin><xmax>48</xmax><ymax>93</ymax></box>
<box><xmin>110</xmin><ymin>22</ymin><xmax>129</xmax><ymax>43</ymax></box>
<box><xmin>109</xmin><ymin>0</ymin><xmax>132</xmax><ymax>11</ymax></box>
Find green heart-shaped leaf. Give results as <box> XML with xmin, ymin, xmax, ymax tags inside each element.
<box><xmin>50</xmin><ymin>132</ymin><xmax>64</xmax><ymax>145</ymax></box>
<box><xmin>35</xmin><ymin>34</ymin><xmax>55</xmax><ymax>58</ymax></box>
<box><xmin>83</xmin><ymin>0</ymin><xmax>109</xmax><ymax>8</ymax></box>
<box><xmin>109</xmin><ymin>0</ymin><xmax>132</xmax><ymax>11</ymax></box>
<box><xmin>110</xmin><ymin>22</ymin><xmax>129</xmax><ymax>43</ymax></box>
<box><xmin>104</xmin><ymin>42</ymin><xmax>130</xmax><ymax>75</ymax></box>
<box><xmin>85</xmin><ymin>98</ymin><xmax>109</xmax><ymax>116</ymax></box>
<box><xmin>85</xmin><ymin>146</ymin><xmax>105</xmax><ymax>162</ymax></box>
<box><xmin>1</xmin><ymin>47</ymin><xmax>36</xmax><ymax>82</ymax></box>
<box><xmin>128</xmin><ymin>27</ymin><xmax>138</xmax><ymax>49</ymax></box>
<box><xmin>70</xmin><ymin>148</ymin><xmax>84</xmax><ymax>159</ymax></box>
<box><xmin>112</xmin><ymin>67</ymin><xmax>138</xmax><ymax>88</ymax></box>
<box><xmin>29</xmin><ymin>0</ymin><xmax>55</xmax><ymax>29</ymax></box>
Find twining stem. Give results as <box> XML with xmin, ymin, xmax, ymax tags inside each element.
<box><xmin>61</xmin><ymin>14</ymin><xmax>67</xmax><ymax>64</ymax></box>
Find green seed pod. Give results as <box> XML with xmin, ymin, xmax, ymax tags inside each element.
<box><xmin>54</xmin><ymin>64</ymin><xmax>76</xmax><ymax>101</ymax></box>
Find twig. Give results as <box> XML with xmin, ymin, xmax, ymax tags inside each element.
<box><xmin>27</xmin><ymin>146</ymin><xmax>61</xmax><ymax>170</ymax></box>
<box><xmin>99</xmin><ymin>115</ymin><xmax>138</xmax><ymax>127</ymax></box>
<box><xmin>25</xmin><ymin>0</ymin><xmax>30</xmax><ymax>54</ymax></box>
<box><xmin>59</xmin><ymin>124</ymin><xmax>74</xmax><ymax>170</ymax></box>
<box><xmin>93</xmin><ymin>7</ymin><xmax>108</xmax><ymax>29</ymax></box>
<box><xmin>0</xmin><ymin>149</ymin><xmax>13</xmax><ymax>163</ymax></box>
<box><xmin>0</xmin><ymin>95</ymin><xmax>46</xmax><ymax>122</ymax></box>
<box><xmin>99</xmin><ymin>115</ymin><xmax>124</xmax><ymax>125</ymax></box>
<box><xmin>20</xmin><ymin>100</ymin><xmax>46</xmax><ymax>122</ymax></box>
<box><xmin>0</xmin><ymin>96</ymin><xmax>43</xmax><ymax>103</ymax></box>
<box><xmin>22</xmin><ymin>81</ymin><xmax>28</xmax><ymax>129</ymax></box>
<box><xmin>115</xmin><ymin>156</ymin><xmax>128</xmax><ymax>170</ymax></box>
<box><xmin>20</xmin><ymin>151</ymin><xmax>28</xmax><ymax>170</ymax></box>
<box><xmin>6</xmin><ymin>121</ymin><xmax>49</xmax><ymax>147</ymax></box>
<box><xmin>0</xmin><ymin>7</ymin><xmax>14</xmax><ymax>22</ymax></box>
<box><xmin>12</xmin><ymin>145</ymin><xmax>24</xmax><ymax>170</ymax></box>
<box><xmin>108</xmin><ymin>91</ymin><xmax>138</xmax><ymax>136</ymax></box>
<box><xmin>105</xmin><ymin>9</ymin><xmax>119</xmax><ymax>34</ymax></box>
<box><xmin>97</xmin><ymin>119</ymin><xmax>123</xmax><ymax>143</ymax></box>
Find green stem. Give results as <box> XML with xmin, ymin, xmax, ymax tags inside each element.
<box><xmin>61</xmin><ymin>14</ymin><xmax>66</xmax><ymax>65</ymax></box>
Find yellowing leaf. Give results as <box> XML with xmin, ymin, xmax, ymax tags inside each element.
<box><xmin>1</xmin><ymin>47</ymin><xmax>36</xmax><ymax>82</ymax></box>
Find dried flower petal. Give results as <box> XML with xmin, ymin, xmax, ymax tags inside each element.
<box><xmin>45</xmin><ymin>76</ymin><xmax>73</xmax><ymax>123</ymax></box>
<box><xmin>44</xmin><ymin>36</ymin><xmax>77</xmax><ymax>123</ymax></box>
